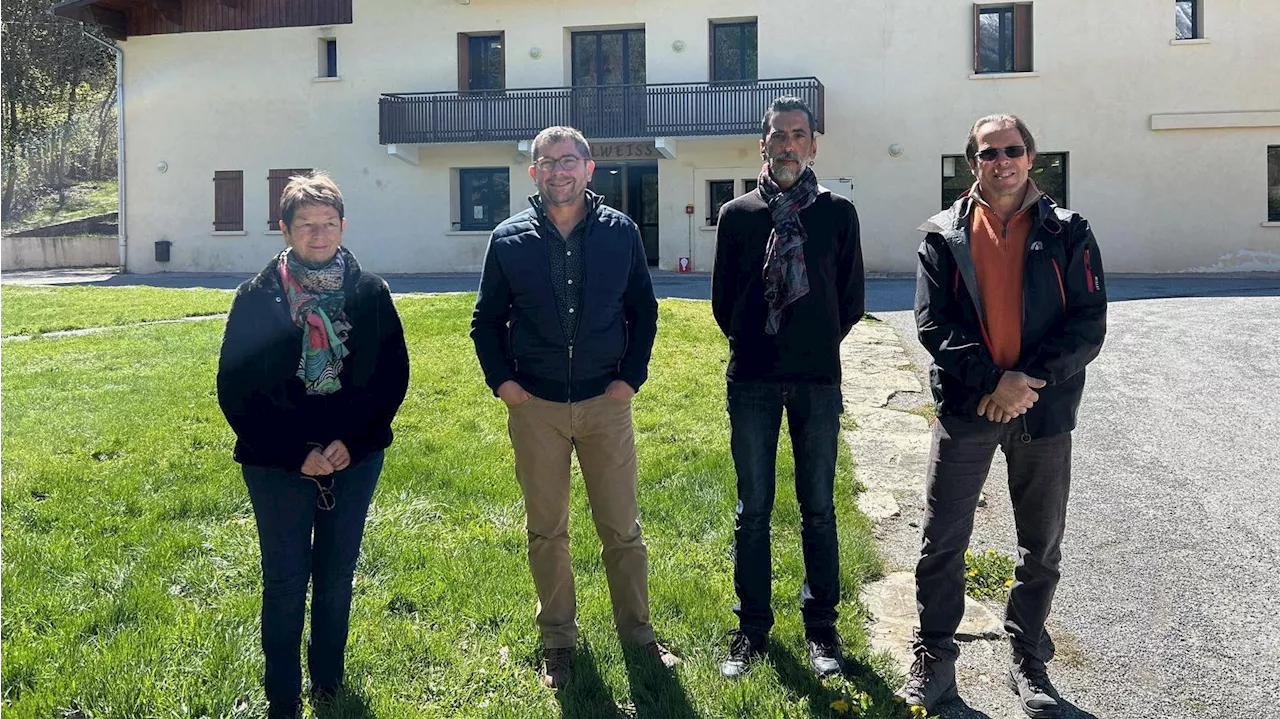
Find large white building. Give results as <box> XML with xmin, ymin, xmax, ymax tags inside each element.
<box><xmin>56</xmin><ymin>0</ymin><xmax>1280</xmax><ymax>275</ymax></box>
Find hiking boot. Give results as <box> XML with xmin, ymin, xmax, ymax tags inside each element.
<box><xmin>719</xmin><ymin>629</ymin><xmax>766</xmax><ymax>679</ymax></box>
<box><xmin>805</xmin><ymin>627</ymin><xmax>845</xmax><ymax>677</ymax></box>
<box><xmin>540</xmin><ymin>646</ymin><xmax>575</xmax><ymax>689</ymax></box>
<box><xmin>1007</xmin><ymin>656</ymin><xmax>1062</xmax><ymax>718</ymax></box>
<box><xmin>643</xmin><ymin>641</ymin><xmax>681</xmax><ymax>669</ymax></box>
<box><xmin>894</xmin><ymin>649</ymin><xmax>958</xmax><ymax>712</ymax></box>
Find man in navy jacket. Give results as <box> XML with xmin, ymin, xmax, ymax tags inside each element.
<box><xmin>470</xmin><ymin>126</ymin><xmax>675</xmax><ymax>690</ymax></box>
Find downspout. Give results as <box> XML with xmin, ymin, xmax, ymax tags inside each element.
<box><xmin>81</xmin><ymin>29</ymin><xmax>126</xmax><ymax>272</ymax></box>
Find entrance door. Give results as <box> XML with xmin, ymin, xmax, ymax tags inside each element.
<box><xmin>571</xmin><ymin>29</ymin><xmax>645</xmax><ymax>138</ymax></box>
<box><xmin>590</xmin><ymin>163</ymin><xmax>659</xmax><ymax>266</ymax></box>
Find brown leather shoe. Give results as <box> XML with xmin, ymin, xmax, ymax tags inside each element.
<box><xmin>540</xmin><ymin>646</ymin><xmax>574</xmax><ymax>689</ymax></box>
<box><xmin>643</xmin><ymin>641</ymin><xmax>681</xmax><ymax>669</ymax></box>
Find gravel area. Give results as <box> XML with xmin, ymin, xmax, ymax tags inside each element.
<box><xmin>874</xmin><ymin>294</ymin><xmax>1280</xmax><ymax>718</ymax></box>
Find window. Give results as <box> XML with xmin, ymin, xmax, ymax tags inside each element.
<box><xmin>213</xmin><ymin>171</ymin><xmax>243</xmax><ymax>232</ymax></box>
<box><xmin>708</xmin><ymin>180</ymin><xmax>734</xmax><ymax>225</ymax></box>
<box><xmin>974</xmin><ymin>3</ymin><xmax>1033</xmax><ymax>74</ymax></box>
<box><xmin>743</xmin><ymin>179</ymin><xmax>758</xmax><ymax>195</ymax></box>
<box><xmin>711</xmin><ymin>20</ymin><xmax>757</xmax><ymax>82</ymax></box>
<box><xmin>940</xmin><ymin>153</ymin><xmax>1068</xmax><ymax>209</ymax></box>
<box><xmin>1175</xmin><ymin>0</ymin><xmax>1200</xmax><ymax>39</ymax></box>
<box><xmin>940</xmin><ymin>156</ymin><xmax>973</xmax><ymax>209</ymax></box>
<box><xmin>1268</xmin><ymin>146</ymin><xmax>1280</xmax><ymax>222</ymax></box>
<box><xmin>459</xmin><ymin>32</ymin><xmax>504</xmax><ymax>91</ymax></box>
<box><xmin>268</xmin><ymin>168</ymin><xmax>312</xmax><ymax>229</ymax></box>
<box><xmin>1032</xmin><ymin>153</ymin><xmax>1069</xmax><ymax>208</ymax></box>
<box><xmin>318</xmin><ymin>38</ymin><xmax>338</xmax><ymax>77</ymax></box>
<box><xmin>458</xmin><ymin>168</ymin><xmax>509</xmax><ymax>231</ymax></box>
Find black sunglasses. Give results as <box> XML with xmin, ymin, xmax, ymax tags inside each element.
<box><xmin>977</xmin><ymin>145</ymin><xmax>1028</xmax><ymax>162</ymax></box>
<box><xmin>303</xmin><ymin>472</ymin><xmax>336</xmax><ymax>511</ymax></box>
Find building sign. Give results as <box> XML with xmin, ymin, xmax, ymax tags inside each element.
<box><xmin>591</xmin><ymin>141</ymin><xmax>661</xmax><ymax>161</ymax></box>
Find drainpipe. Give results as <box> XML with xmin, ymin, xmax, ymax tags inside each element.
<box><xmin>81</xmin><ymin>29</ymin><xmax>127</xmax><ymax>272</ymax></box>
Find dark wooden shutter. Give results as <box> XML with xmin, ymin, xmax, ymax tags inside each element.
<box><xmin>213</xmin><ymin>170</ymin><xmax>243</xmax><ymax>231</ymax></box>
<box><xmin>268</xmin><ymin>168</ymin><xmax>312</xmax><ymax>229</ymax></box>
<box><xmin>1014</xmin><ymin>3</ymin><xmax>1034</xmax><ymax>72</ymax></box>
<box><xmin>972</xmin><ymin>4</ymin><xmax>983</xmax><ymax>74</ymax></box>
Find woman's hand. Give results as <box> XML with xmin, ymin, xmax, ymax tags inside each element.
<box><xmin>323</xmin><ymin>440</ymin><xmax>351</xmax><ymax>472</ymax></box>
<box><xmin>301</xmin><ymin>449</ymin><xmax>335</xmax><ymax>476</ymax></box>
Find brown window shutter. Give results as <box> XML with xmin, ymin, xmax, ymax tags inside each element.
<box><xmin>972</xmin><ymin>4</ymin><xmax>982</xmax><ymax>74</ymax></box>
<box><xmin>457</xmin><ymin>32</ymin><xmax>471</xmax><ymax>91</ymax></box>
<box><xmin>213</xmin><ymin>170</ymin><xmax>243</xmax><ymax>232</ymax></box>
<box><xmin>269</xmin><ymin>168</ymin><xmax>311</xmax><ymax>229</ymax></box>
<box><xmin>1014</xmin><ymin>3</ymin><xmax>1034</xmax><ymax>72</ymax></box>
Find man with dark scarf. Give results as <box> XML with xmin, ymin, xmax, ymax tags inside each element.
<box><xmin>218</xmin><ymin>172</ymin><xmax>409</xmax><ymax>719</ymax></box>
<box><xmin>712</xmin><ymin>96</ymin><xmax>865</xmax><ymax>680</ymax></box>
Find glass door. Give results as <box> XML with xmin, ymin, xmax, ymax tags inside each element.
<box><xmin>571</xmin><ymin>29</ymin><xmax>645</xmax><ymax>137</ymax></box>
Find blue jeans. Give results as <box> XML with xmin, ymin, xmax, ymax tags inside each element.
<box><xmin>727</xmin><ymin>381</ymin><xmax>843</xmax><ymax>637</ymax></box>
<box><xmin>242</xmin><ymin>450</ymin><xmax>383</xmax><ymax>705</ymax></box>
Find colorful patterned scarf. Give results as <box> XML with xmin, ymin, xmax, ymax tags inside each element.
<box><xmin>758</xmin><ymin>163</ymin><xmax>820</xmax><ymax>335</ymax></box>
<box><xmin>278</xmin><ymin>247</ymin><xmax>352</xmax><ymax>395</ymax></box>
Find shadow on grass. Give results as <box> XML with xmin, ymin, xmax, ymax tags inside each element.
<box><xmin>552</xmin><ymin>642</ymin><xmax>697</xmax><ymax>719</ymax></box>
<box><xmin>553</xmin><ymin>642</ymin><xmax>627</xmax><ymax>719</ymax></box>
<box><xmin>313</xmin><ymin>684</ymin><xmax>377</xmax><ymax>719</ymax></box>
<box><xmin>621</xmin><ymin>643</ymin><xmax>697</xmax><ymax>719</ymax></box>
<box><xmin>768</xmin><ymin>642</ymin><xmax>913</xmax><ymax>718</ymax></box>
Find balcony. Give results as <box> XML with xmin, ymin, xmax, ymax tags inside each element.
<box><xmin>379</xmin><ymin>77</ymin><xmax>823</xmax><ymax>145</ymax></box>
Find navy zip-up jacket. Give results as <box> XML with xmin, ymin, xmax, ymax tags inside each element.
<box><xmin>470</xmin><ymin>192</ymin><xmax>659</xmax><ymax>402</ymax></box>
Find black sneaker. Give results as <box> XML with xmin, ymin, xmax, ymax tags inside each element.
<box><xmin>1007</xmin><ymin>656</ymin><xmax>1061</xmax><ymax>718</ymax></box>
<box><xmin>719</xmin><ymin>629</ymin><xmax>766</xmax><ymax>679</ymax></box>
<box><xmin>267</xmin><ymin>699</ymin><xmax>301</xmax><ymax>719</ymax></box>
<box><xmin>805</xmin><ymin>627</ymin><xmax>845</xmax><ymax>677</ymax></box>
<box><xmin>894</xmin><ymin>648</ymin><xmax>958</xmax><ymax>712</ymax></box>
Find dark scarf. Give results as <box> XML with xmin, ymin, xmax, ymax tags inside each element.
<box><xmin>278</xmin><ymin>247</ymin><xmax>354</xmax><ymax>395</ymax></box>
<box><xmin>758</xmin><ymin>163</ymin><xmax>820</xmax><ymax>335</ymax></box>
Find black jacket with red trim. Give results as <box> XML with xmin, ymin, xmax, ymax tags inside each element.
<box><xmin>914</xmin><ymin>191</ymin><xmax>1107</xmax><ymax>438</ymax></box>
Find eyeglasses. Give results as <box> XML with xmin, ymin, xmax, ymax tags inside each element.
<box><xmin>304</xmin><ymin>472</ymin><xmax>336</xmax><ymax>511</ymax></box>
<box><xmin>534</xmin><ymin>155</ymin><xmax>584</xmax><ymax>172</ymax></box>
<box><xmin>976</xmin><ymin>145</ymin><xmax>1028</xmax><ymax>162</ymax></box>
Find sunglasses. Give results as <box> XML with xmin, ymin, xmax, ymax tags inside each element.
<box><xmin>976</xmin><ymin>145</ymin><xmax>1028</xmax><ymax>162</ymax></box>
<box><xmin>303</xmin><ymin>472</ymin><xmax>336</xmax><ymax>511</ymax></box>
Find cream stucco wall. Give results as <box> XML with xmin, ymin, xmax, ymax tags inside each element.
<box><xmin>119</xmin><ymin>0</ymin><xmax>1279</xmax><ymax>274</ymax></box>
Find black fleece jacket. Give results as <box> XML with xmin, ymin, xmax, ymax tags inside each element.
<box><xmin>216</xmin><ymin>249</ymin><xmax>409</xmax><ymax>471</ymax></box>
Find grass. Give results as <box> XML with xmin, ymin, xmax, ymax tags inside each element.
<box><xmin>1</xmin><ymin>288</ymin><xmax>919</xmax><ymax>718</ymax></box>
<box><xmin>0</xmin><ymin>285</ymin><xmax>232</xmax><ymax>337</ymax></box>
<box><xmin>964</xmin><ymin>549</ymin><xmax>1016</xmax><ymax>601</ymax></box>
<box><xmin>2</xmin><ymin>181</ymin><xmax>119</xmax><ymax>233</ymax></box>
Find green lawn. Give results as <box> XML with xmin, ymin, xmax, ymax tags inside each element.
<box><xmin>0</xmin><ymin>285</ymin><xmax>232</xmax><ymax>337</ymax></box>
<box><xmin>1</xmin><ymin>289</ymin><xmax>913</xmax><ymax>718</ymax></box>
<box><xmin>2</xmin><ymin>181</ymin><xmax>119</xmax><ymax>233</ymax></box>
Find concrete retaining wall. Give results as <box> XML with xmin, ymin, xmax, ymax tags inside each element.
<box><xmin>2</xmin><ymin>235</ymin><xmax>118</xmax><ymax>270</ymax></box>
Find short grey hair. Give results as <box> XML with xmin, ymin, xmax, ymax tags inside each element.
<box><xmin>965</xmin><ymin>114</ymin><xmax>1037</xmax><ymax>165</ymax></box>
<box><xmin>531</xmin><ymin>126</ymin><xmax>591</xmax><ymax>161</ymax></box>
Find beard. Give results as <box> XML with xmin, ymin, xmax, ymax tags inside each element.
<box><xmin>767</xmin><ymin>154</ymin><xmax>806</xmax><ymax>185</ymax></box>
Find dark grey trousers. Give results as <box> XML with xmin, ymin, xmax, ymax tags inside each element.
<box><xmin>913</xmin><ymin>414</ymin><xmax>1072</xmax><ymax>663</ymax></box>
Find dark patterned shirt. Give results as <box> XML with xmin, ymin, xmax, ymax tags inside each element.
<box><xmin>542</xmin><ymin>218</ymin><xmax>586</xmax><ymax>343</ymax></box>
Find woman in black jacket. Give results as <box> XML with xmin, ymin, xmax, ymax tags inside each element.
<box><xmin>216</xmin><ymin>172</ymin><xmax>409</xmax><ymax>719</ymax></box>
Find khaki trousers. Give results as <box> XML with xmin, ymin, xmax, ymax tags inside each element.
<box><xmin>507</xmin><ymin>394</ymin><xmax>653</xmax><ymax>649</ymax></box>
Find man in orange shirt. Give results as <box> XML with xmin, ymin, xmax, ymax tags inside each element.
<box><xmin>897</xmin><ymin>115</ymin><xmax>1107</xmax><ymax>718</ymax></box>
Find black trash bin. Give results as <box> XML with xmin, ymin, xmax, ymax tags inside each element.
<box><xmin>155</xmin><ymin>240</ymin><xmax>171</xmax><ymax>263</ymax></box>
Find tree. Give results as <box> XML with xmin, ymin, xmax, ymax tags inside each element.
<box><xmin>1</xmin><ymin>0</ymin><xmax>115</xmax><ymax>221</ymax></box>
